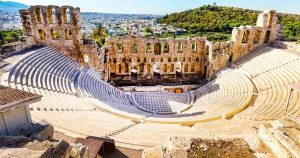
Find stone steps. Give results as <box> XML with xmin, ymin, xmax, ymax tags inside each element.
<box><xmin>258</xmin><ymin>117</ymin><xmax>300</xmax><ymax>158</ymax></box>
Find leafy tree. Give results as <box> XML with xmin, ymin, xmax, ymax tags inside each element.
<box><xmin>144</xmin><ymin>27</ymin><xmax>153</xmax><ymax>34</ymax></box>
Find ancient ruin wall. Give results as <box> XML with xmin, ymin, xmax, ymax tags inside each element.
<box><xmin>106</xmin><ymin>10</ymin><xmax>277</xmax><ymax>81</ymax></box>
<box><xmin>106</xmin><ymin>36</ymin><xmax>207</xmax><ymax>83</ymax></box>
<box><xmin>19</xmin><ymin>6</ymin><xmax>277</xmax><ymax>83</ymax></box>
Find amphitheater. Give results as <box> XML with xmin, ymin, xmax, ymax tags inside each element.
<box><xmin>0</xmin><ymin>5</ymin><xmax>300</xmax><ymax>158</ymax></box>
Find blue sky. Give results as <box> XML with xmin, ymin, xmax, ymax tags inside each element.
<box><xmin>9</xmin><ymin>0</ymin><xmax>300</xmax><ymax>15</ymax></box>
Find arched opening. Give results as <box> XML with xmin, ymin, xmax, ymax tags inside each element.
<box><xmin>146</xmin><ymin>64</ymin><xmax>151</xmax><ymax>74</ymax></box>
<box><xmin>170</xmin><ymin>64</ymin><xmax>174</xmax><ymax>72</ymax></box>
<box><xmin>38</xmin><ymin>29</ymin><xmax>45</xmax><ymax>40</ymax></box>
<box><xmin>125</xmin><ymin>63</ymin><xmax>129</xmax><ymax>73</ymax></box>
<box><xmin>146</xmin><ymin>43</ymin><xmax>151</xmax><ymax>53</ymax></box>
<box><xmin>168</xmin><ymin>57</ymin><xmax>171</xmax><ymax>62</ymax></box>
<box><xmin>35</xmin><ymin>8</ymin><xmax>43</xmax><ymax>23</ymax></box>
<box><xmin>139</xmin><ymin>63</ymin><xmax>144</xmax><ymax>73</ymax></box>
<box><xmin>49</xmin><ymin>8</ymin><xmax>56</xmax><ymax>24</ymax></box>
<box><xmin>62</xmin><ymin>8</ymin><xmax>71</xmax><ymax>24</ymax></box>
<box><xmin>175</xmin><ymin>62</ymin><xmax>183</xmax><ymax>78</ymax></box>
<box><xmin>64</xmin><ymin>28</ymin><xmax>73</xmax><ymax>40</ymax></box>
<box><xmin>206</xmin><ymin>45</ymin><xmax>209</xmax><ymax>55</ymax></box>
<box><xmin>117</xmin><ymin>44</ymin><xmax>123</xmax><ymax>52</ymax></box>
<box><xmin>192</xmin><ymin>43</ymin><xmax>197</xmax><ymax>52</ymax></box>
<box><xmin>253</xmin><ymin>30</ymin><xmax>261</xmax><ymax>44</ymax></box>
<box><xmin>131</xmin><ymin>43</ymin><xmax>137</xmax><ymax>53</ymax></box>
<box><xmin>51</xmin><ymin>29</ymin><xmax>60</xmax><ymax>39</ymax></box>
<box><xmin>163</xmin><ymin>64</ymin><xmax>167</xmax><ymax>73</ymax></box>
<box><xmin>191</xmin><ymin>63</ymin><xmax>195</xmax><ymax>72</ymax></box>
<box><xmin>154</xmin><ymin>43</ymin><xmax>161</xmax><ymax>55</ymax></box>
<box><xmin>177</xmin><ymin>42</ymin><xmax>183</xmax><ymax>52</ymax></box>
<box><xmin>242</xmin><ymin>30</ymin><xmax>250</xmax><ymax>43</ymax></box>
<box><xmin>264</xmin><ymin>30</ymin><xmax>271</xmax><ymax>43</ymax></box>
<box><xmin>184</xmin><ymin>63</ymin><xmax>188</xmax><ymax>72</ymax></box>
<box><xmin>163</xmin><ymin>42</ymin><xmax>169</xmax><ymax>53</ymax></box>
<box><xmin>131</xmin><ymin>64</ymin><xmax>138</xmax><ymax>79</ymax></box>
<box><xmin>110</xmin><ymin>64</ymin><xmax>116</xmax><ymax>77</ymax></box>
<box><xmin>196</xmin><ymin>57</ymin><xmax>200</xmax><ymax>62</ymax></box>
<box><xmin>174</xmin><ymin>57</ymin><xmax>177</xmax><ymax>62</ymax></box>
<box><xmin>117</xmin><ymin>64</ymin><xmax>122</xmax><ymax>73</ymax></box>
<box><xmin>153</xmin><ymin>63</ymin><xmax>160</xmax><ymax>78</ymax></box>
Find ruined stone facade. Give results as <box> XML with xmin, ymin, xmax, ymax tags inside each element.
<box><xmin>19</xmin><ymin>6</ymin><xmax>278</xmax><ymax>84</ymax></box>
<box><xmin>106</xmin><ymin>10</ymin><xmax>278</xmax><ymax>83</ymax></box>
<box><xmin>106</xmin><ymin>36</ymin><xmax>207</xmax><ymax>85</ymax></box>
<box><xmin>19</xmin><ymin>5</ymin><xmax>103</xmax><ymax>70</ymax></box>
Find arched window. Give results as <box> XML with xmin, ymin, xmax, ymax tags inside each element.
<box><xmin>51</xmin><ymin>29</ymin><xmax>60</xmax><ymax>39</ymax></box>
<box><xmin>140</xmin><ymin>64</ymin><xmax>144</xmax><ymax>73</ymax></box>
<box><xmin>125</xmin><ymin>63</ymin><xmax>129</xmax><ymax>73</ymax></box>
<box><xmin>170</xmin><ymin>64</ymin><xmax>174</xmax><ymax>72</ymax></box>
<box><xmin>177</xmin><ymin>42</ymin><xmax>183</xmax><ymax>52</ymax></box>
<box><xmin>184</xmin><ymin>63</ymin><xmax>188</xmax><ymax>72</ymax></box>
<box><xmin>146</xmin><ymin>64</ymin><xmax>151</xmax><ymax>73</ymax></box>
<box><xmin>253</xmin><ymin>30</ymin><xmax>261</xmax><ymax>44</ymax></box>
<box><xmin>35</xmin><ymin>8</ymin><xmax>43</xmax><ymax>23</ymax></box>
<box><xmin>118</xmin><ymin>64</ymin><xmax>122</xmax><ymax>73</ymax></box>
<box><xmin>191</xmin><ymin>64</ymin><xmax>195</xmax><ymax>72</ymax></box>
<box><xmin>38</xmin><ymin>29</ymin><xmax>45</xmax><ymax>40</ymax></box>
<box><xmin>242</xmin><ymin>30</ymin><xmax>250</xmax><ymax>43</ymax></box>
<box><xmin>64</xmin><ymin>28</ymin><xmax>72</xmax><ymax>40</ymax></box>
<box><xmin>117</xmin><ymin>44</ymin><xmax>123</xmax><ymax>52</ymax></box>
<box><xmin>160</xmin><ymin>58</ymin><xmax>163</xmax><ymax>62</ymax></box>
<box><xmin>137</xmin><ymin>58</ymin><xmax>140</xmax><ymax>62</ymax></box>
<box><xmin>146</xmin><ymin>43</ymin><xmax>151</xmax><ymax>53</ymax></box>
<box><xmin>154</xmin><ymin>43</ymin><xmax>161</xmax><ymax>55</ymax></box>
<box><xmin>131</xmin><ymin>43</ymin><xmax>137</xmax><ymax>53</ymax></box>
<box><xmin>49</xmin><ymin>8</ymin><xmax>56</xmax><ymax>24</ymax></box>
<box><xmin>168</xmin><ymin>57</ymin><xmax>171</xmax><ymax>62</ymax></box>
<box><xmin>196</xmin><ymin>57</ymin><xmax>200</xmax><ymax>62</ymax></box>
<box><xmin>174</xmin><ymin>57</ymin><xmax>177</xmax><ymax>62</ymax></box>
<box><xmin>151</xmin><ymin>58</ymin><xmax>154</xmax><ymax>62</ymax></box>
<box><xmin>163</xmin><ymin>64</ymin><xmax>167</xmax><ymax>73</ymax></box>
<box><xmin>264</xmin><ymin>30</ymin><xmax>271</xmax><ymax>43</ymax></box>
<box><xmin>192</xmin><ymin>43</ymin><xmax>197</xmax><ymax>52</ymax></box>
<box><xmin>163</xmin><ymin>42</ymin><xmax>169</xmax><ymax>53</ymax></box>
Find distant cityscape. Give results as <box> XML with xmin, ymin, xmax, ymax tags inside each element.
<box><xmin>0</xmin><ymin>10</ymin><xmax>188</xmax><ymax>38</ymax></box>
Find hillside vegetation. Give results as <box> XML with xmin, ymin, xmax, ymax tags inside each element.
<box><xmin>158</xmin><ymin>5</ymin><xmax>300</xmax><ymax>42</ymax></box>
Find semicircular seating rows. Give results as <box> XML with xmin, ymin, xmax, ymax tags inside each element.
<box><xmin>234</xmin><ymin>47</ymin><xmax>300</xmax><ymax>121</ymax></box>
<box><xmin>7</xmin><ymin>46</ymin><xmax>81</xmax><ymax>95</ymax></box>
<box><xmin>3</xmin><ymin>46</ymin><xmax>256</xmax><ymax>119</ymax></box>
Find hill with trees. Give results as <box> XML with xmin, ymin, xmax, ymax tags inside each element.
<box><xmin>158</xmin><ymin>5</ymin><xmax>300</xmax><ymax>42</ymax></box>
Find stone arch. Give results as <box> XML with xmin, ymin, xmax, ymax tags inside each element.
<box><xmin>125</xmin><ymin>63</ymin><xmax>129</xmax><ymax>73</ymax></box>
<box><xmin>242</xmin><ymin>30</ymin><xmax>250</xmax><ymax>43</ymax></box>
<box><xmin>191</xmin><ymin>63</ymin><xmax>195</xmax><ymax>72</ymax></box>
<box><xmin>253</xmin><ymin>30</ymin><xmax>261</xmax><ymax>44</ymax></box>
<box><xmin>163</xmin><ymin>42</ymin><xmax>169</xmax><ymax>53</ymax></box>
<box><xmin>170</xmin><ymin>64</ymin><xmax>174</xmax><ymax>72</ymax></box>
<box><xmin>48</xmin><ymin>7</ymin><xmax>56</xmax><ymax>24</ymax></box>
<box><xmin>117</xmin><ymin>64</ymin><xmax>122</xmax><ymax>73</ymax></box>
<box><xmin>146</xmin><ymin>64</ymin><xmax>151</xmax><ymax>74</ymax></box>
<box><xmin>62</xmin><ymin>8</ymin><xmax>71</xmax><ymax>24</ymax></box>
<box><xmin>51</xmin><ymin>29</ymin><xmax>60</xmax><ymax>39</ymax></box>
<box><xmin>163</xmin><ymin>64</ymin><xmax>167</xmax><ymax>73</ymax></box>
<box><xmin>146</xmin><ymin>43</ymin><xmax>151</xmax><ymax>53</ymax></box>
<box><xmin>116</xmin><ymin>44</ymin><xmax>123</xmax><ymax>52</ymax></box>
<box><xmin>177</xmin><ymin>42</ymin><xmax>183</xmax><ymax>52</ymax></box>
<box><xmin>38</xmin><ymin>29</ymin><xmax>45</xmax><ymax>40</ymax></box>
<box><xmin>184</xmin><ymin>63</ymin><xmax>188</xmax><ymax>72</ymax></box>
<box><xmin>264</xmin><ymin>30</ymin><xmax>271</xmax><ymax>43</ymax></box>
<box><xmin>174</xmin><ymin>57</ymin><xmax>177</xmax><ymax>62</ymax></box>
<box><xmin>139</xmin><ymin>63</ymin><xmax>144</xmax><ymax>73</ymax></box>
<box><xmin>35</xmin><ymin>8</ymin><xmax>43</xmax><ymax>23</ymax></box>
<box><xmin>131</xmin><ymin>43</ymin><xmax>137</xmax><ymax>53</ymax></box>
<box><xmin>154</xmin><ymin>43</ymin><xmax>161</xmax><ymax>55</ymax></box>
<box><xmin>64</xmin><ymin>28</ymin><xmax>73</xmax><ymax>40</ymax></box>
<box><xmin>192</xmin><ymin>43</ymin><xmax>197</xmax><ymax>52</ymax></box>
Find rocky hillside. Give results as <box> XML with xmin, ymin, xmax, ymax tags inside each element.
<box><xmin>158</xmin><ymin>5</ymin><xmax>300</xmax><ymax>42</ymax></box>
